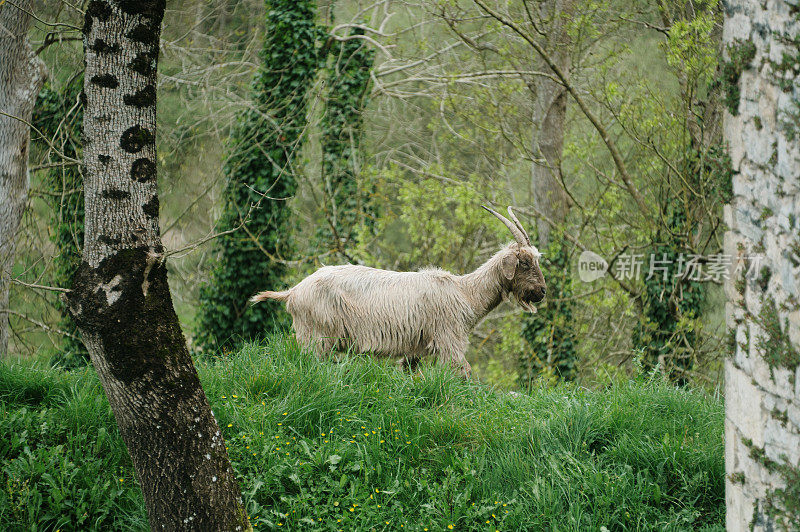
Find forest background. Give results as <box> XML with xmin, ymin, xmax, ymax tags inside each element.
<box><xmin>9</xmin><ymin>0</ymin><xmax>733</xmax><ymax>390</ymax></box>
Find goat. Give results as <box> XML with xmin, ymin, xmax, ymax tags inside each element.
<box><xmin>250</xmin><ymin>206</ymin><xmax>546</xmax><ymax>377</ymax></box>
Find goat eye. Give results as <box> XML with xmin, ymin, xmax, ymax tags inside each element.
<box><xmin>521</xmin><ymin>260</ymin><xmax>530</xmax><ymax>269</ymax></box>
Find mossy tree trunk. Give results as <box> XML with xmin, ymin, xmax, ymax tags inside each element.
<box><xmin>0</xmin><ymin>0</ymin><xmax>46</xmax><ymax>356</ymax></box>
<box><xmin>316</xmin><ymin>29</ymin><xmax>375</xmax><ymax>260</ymax></box>
<box><xmin>65</xmin><ymin>2</ymin><xmax>249</xmax><ymax>529</ymax></box>
<box><xmin>195</xmin><ymin>0</ymin><xmax>321</xmax><ymax>353</ymax></box>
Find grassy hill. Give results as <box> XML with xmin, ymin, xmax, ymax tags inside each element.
<box><xmin>1</xmin><ymin>336</ymin><xmax>724</xmax><ymax>531</ymax></box>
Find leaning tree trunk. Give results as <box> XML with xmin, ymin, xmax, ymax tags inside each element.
<box><xmin>0</xmin><ymin>0</ymin><xmax>46</xmax><ymax>356</ymax></box>
<box><xmin>65</xmin><ymin>2</ymin><xmax>250</xmax><ymax>529</ymax></box>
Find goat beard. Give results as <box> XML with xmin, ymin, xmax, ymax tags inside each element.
<box><xmin>512</xmin><ymin>293</ymin><xmax>538</xmax><ymax>313</ymax></box>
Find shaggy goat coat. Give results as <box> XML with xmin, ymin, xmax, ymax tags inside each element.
<box><xmin>252</xmin><ymin>245</ymin><xmax>524</xmax><ymax>375</ymax></box>
<box><xmin>252</xmin><ymin>206</ymin><xmax>546</xmax><ymax>377</ymax></box>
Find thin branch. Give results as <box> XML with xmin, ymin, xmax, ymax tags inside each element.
<box><xmin>11</xmin><ymin>278</ymin><xmax>71</xmax><ymax>293</ymax></box>
<box><xmin>0</xmin><ymin>309</ymin><xmax>80</xmax><ymax>340</ymax></box>
<box><xmin>511</xmin><ymin>204</ymin><xmax>642</xmax><ymax>307</ymax></box>
<box><xmin>0</xmin><ymin>110</ymin><xmax>81</xmax><ymax>164</ymax></box>
<box><xmin>471</xmin><ymin>0</ymin><xmax>651</xmax><ymax>218</ymax></box>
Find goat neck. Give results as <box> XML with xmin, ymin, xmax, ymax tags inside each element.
<box><xmin>457</xmin><ymin>248</ymin><xmax>511</xmax><ymax>327</ymax></box>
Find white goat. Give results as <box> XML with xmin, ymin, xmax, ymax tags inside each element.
<box><xmin>251</xmin><ymin>206</ymin><xmax>546</xmax><ymax>377</ymax></box>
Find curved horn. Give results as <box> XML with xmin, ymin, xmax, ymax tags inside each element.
<box><xmin>506</xmin><ymin>207</ymin><xmax>531</xmax><ymax>246</ymax></box>
<box><xmin>482</xmin><ymin>204</ymin><xmax>527</xmax><ymax>245</ymax></box>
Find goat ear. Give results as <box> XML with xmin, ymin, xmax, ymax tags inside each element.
<box><xmin>501</xmin><ymin>253</ymin><xmax>518</xmax><ymax>280</ymax></box>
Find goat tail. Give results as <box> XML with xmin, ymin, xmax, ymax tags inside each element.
<box><xmin>249</xmin><ymin>289</ymin><xmax>291</xmax><ymax>304</ymax></box>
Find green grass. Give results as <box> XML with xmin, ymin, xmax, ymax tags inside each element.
<box><xmin>0</xmin><ymin>335</ymin><xmax>724</xmax><ymax>531</ymax></box>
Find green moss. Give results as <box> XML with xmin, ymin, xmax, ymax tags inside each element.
<box><xmin>757</xmin><ymin>266</ymin><xmax>772</xmax><ymax>291</ymax></box>
<box><xmin>763</xmin><ymin>462</ymin><xmax>800</xmax><ymax>528</ymax></box>
<box><xmin>758</xmin><ymin>298</ymin><xmax>800</xmax><ymax>372</ymax></box>
<box><xmin>735</xmin><ymin>273</ymin><xmax>747</xmax><ymax>297</ymax></box>
<box><xmin>769</xmin><ymin>408</ymin><xmax>788</xmax><ymax>426</ymax></box>
<box><xmin>718</xmin><ymin>40</ymin><xmax>756</xmax><ymax>116</ymax></box>
<box><xmin>729</xmin><ymin>472</ymin><xmax>746</xmax><ymax>485</ymax></box>
<box><xmin>742</xmin><ymin>437</ymin><xmax>779</xmax><ymax>472</ymax></box>
<box><xmin>727</xmin><ymin>328</ymin><xmax>741</xmax><ymax>357</ymax></box>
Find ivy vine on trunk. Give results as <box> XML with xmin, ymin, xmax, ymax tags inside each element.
<box><xmin>32</xmin><ymin>78</ymin><xmax>88</xmax><ymax>368</ymax></box>
<box><xmin>195</xmin><ymin>0</ymin><xmax>322</xmax><ymax>354</ymax></box>
<box><xmin>316</xmin><ymin>28</ymin><xmax>375</xmax><ymax>260</ymax></box>
<box><xmin>520</xmin><ymin>238</ymin><xmax>577</xmax><ymax>384</ymax></box>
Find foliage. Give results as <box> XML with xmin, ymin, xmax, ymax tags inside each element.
<box><xmin>315</xmin><ymin>29</ymin><xmax>375</xmax><ymax>259</ymax></box>
<box><xmin>351</xmin><ymin>168</ymin><xmax>504</xmax><ymax>273</ymax></box>
<box><xmin>31</xmin><ymin>79</ymin><xmax>88</xmax><ymax>369</ymax></box>
<box><xmin>663</xmin><ymin>3</ymin><xmax>719</xmax><ymax>87</ymax></box>
<box><xmin>625</xmin><ymin>1</ymin><xmax>729</xmax><ymax>383</ymax></box>
<box><xmin>1</xmin><ymin>336</ymin><xmax>725</xmax><ymax>530</ymax></box>
<box><xmin>633</xmin><ymin>205</ymin><xmax>707</xmax><ymax>383</ymax></box>
<box><xmin>520</xmin><ymin>238</ymin><xmax>577</xmax><ymax>385</ymax></box>
<box><xmin>195</xmin><ymin>0</ymin><xmax>322</xmax><ymax>354</ymax></box>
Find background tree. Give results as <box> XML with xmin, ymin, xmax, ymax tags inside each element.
<box><xmin>519</xmin><ymin>0</ymin><xmax>578</xmax><ymax>385</ymax></box>
<box><xmin>631</xmin><ymin>0</ymin><xmax>724</xmax><ymax>382</ymax></box>
<box><xmin>0</xmin><ymin>0</ymin><xmax>46</xmax><ymax>356</ymax></box>
<box><xmin>196</xmin><ymin>0</ymin><xmax>321</xmax><ymax>353</ymax></box>
<box><xmin>66</xmin><ymin>1</ymin><xmax>249</xmax><ymax>527</ymax></box>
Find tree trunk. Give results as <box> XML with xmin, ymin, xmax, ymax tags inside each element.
<box><xmin>65</xmin><ymin>2</ymin><xmax>250</xmax><ymax>529</ymax></box>
<box><xmin>520</xmin><ymin>0</ymin><xmax>577</xmax><ymax>383</ymax></box>
<box><xmin>530</xmin><ymin>0</ymin><xmax>573</xmax><ymax>247</ymax></box>
<box><xmin>723</xmin><ymin>1</ymin><xmax>800</xmax><ymax>530</ymax></box>
<box><xmin>0</xmin><ymin>0</ymin><xmax>46</xmax><ymax>356</ymax></box>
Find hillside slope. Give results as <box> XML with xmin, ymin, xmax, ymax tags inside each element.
<box><xmin>0</xmin><ymin>336</ymin><xmax>724</xmax><ymax>531</ymax></box>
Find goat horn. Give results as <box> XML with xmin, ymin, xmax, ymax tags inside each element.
<box><xmin>482</xmin><ymin>204</ymin><xmax>527</xmax><ymax>245</ymax></box>
<box><xmin>506</xmin><ymin>207</ymin><xmax>531</xmax><ymax>246</ymax></box>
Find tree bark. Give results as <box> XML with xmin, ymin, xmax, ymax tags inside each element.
<box><xmin>530</xmin><ymin>0</ymin><xmax>573</xmax><ymax>247</ymax></box>
<box><xmin>0</xmin><ymin>0</ymin><xmax>46</xmax><ymax>356</ymax></box>
<box><xmin>65</xmin><ymin>2</ymin><xmax>250</xmax><ymax>529</ymax></box>
<box><xmin>723</xmin><ymin>1</ymin><xmax>800</xmax><ymax>528</ymax></box>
